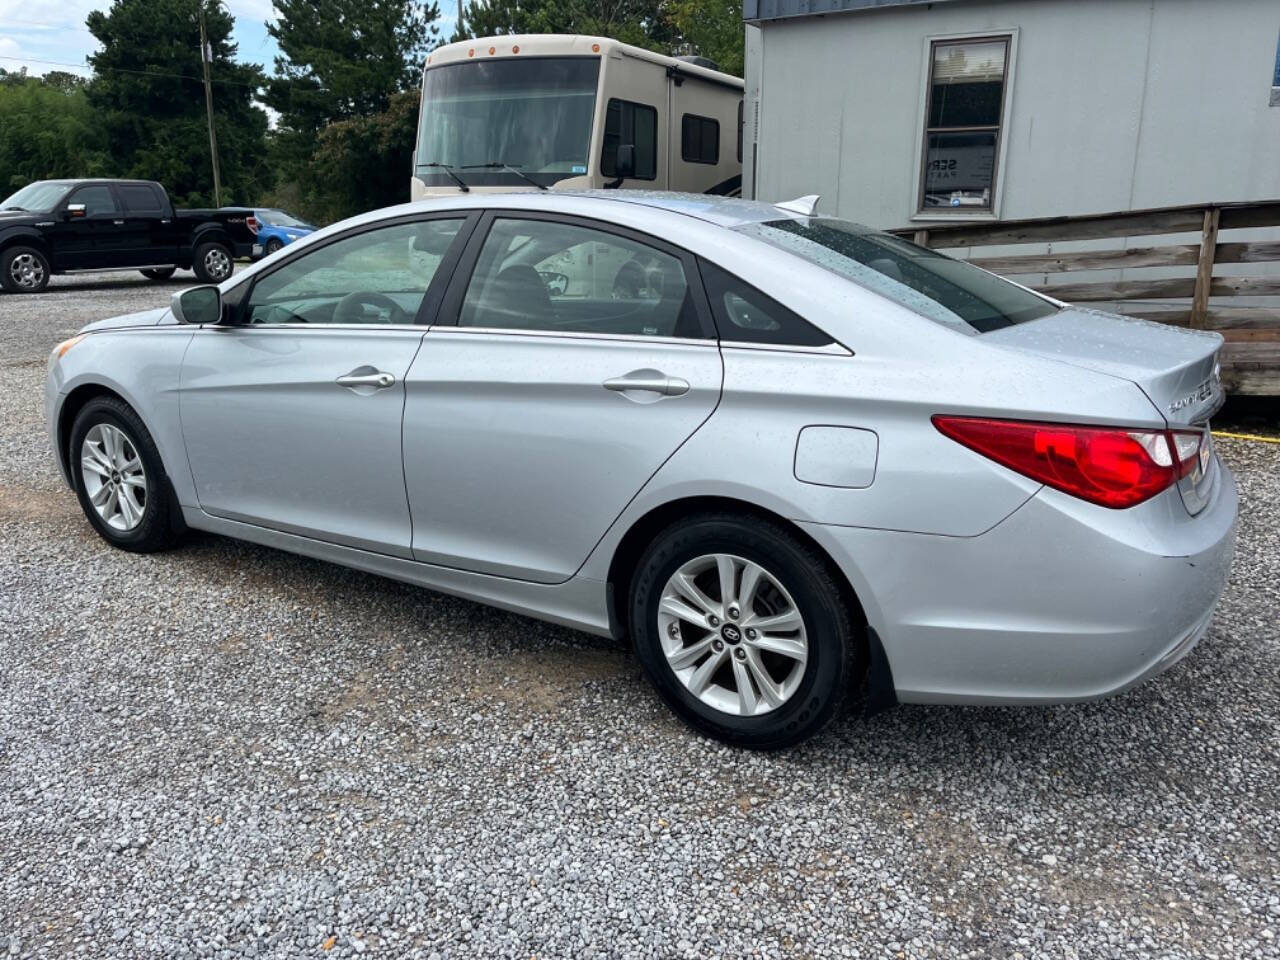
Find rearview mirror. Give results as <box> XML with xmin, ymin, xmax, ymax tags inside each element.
<box><xmin>615</xmin><ymin>144</ymin><xmax>636</xmax><ymax>180</ymax></box>
<box><xmin>171</xmin><ymin>285</ymin><xmax>222</xmax><ymax>325</ymax></box>
<box><xmin>65</xmin><ymin>203</ymin><xmax>86</xmax><ymax>219</ymax></box>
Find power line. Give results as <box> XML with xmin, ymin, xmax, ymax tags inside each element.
<box><xmin>0</xmin><ymin>54</ymin><xmax>262</xmax><ymax>88</ymax></box>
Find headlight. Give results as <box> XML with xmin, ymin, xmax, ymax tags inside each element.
<box><xmin>53</xmin><ymin>335</ymin><xmax>85</xmax><ymax>359</ymax></box>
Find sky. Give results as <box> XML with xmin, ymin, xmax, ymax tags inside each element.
<box><xmin>0</xmin><ymin>0</ymin><xmax>456</xmax><ymax>86</ymax></box>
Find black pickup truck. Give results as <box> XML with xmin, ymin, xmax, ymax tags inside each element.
<box><xmin>0</xmin><ymin>179</ymin><xmax>258</xmax><ymax>293</ymax></box>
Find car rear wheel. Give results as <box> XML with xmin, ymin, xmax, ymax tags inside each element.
<box><xmin>264</xmin><ymin>238</ymin><xmax>283</xmax><ymax>256</ymax></box>
<box><xmin>192</xmin><ymin>241</ymin><xmax>233</xmax><ymax>283</ymax></box>
<box><xmin>70</xmin><ymin>396</ymin><xmax>180</xmax><ymax>553</ymax></box>
<box><xmin>630</xmin><ymin>513</ymin><xmax>862</xmax><ymax>749</ymax></box>
<box><xmin>140</xmin><ymin>267</ymin><xmax>176</xmax><ymax>281</ymax></box>
<box><xmin>1</xmin><ymin>246</ymin><xmax>51</xmax><ymax>293</ymax></box>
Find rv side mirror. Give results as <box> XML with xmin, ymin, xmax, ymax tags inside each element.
<box><xmin>171</xmin><ymin>285</ymin><xmax>222</xmax><ymax>325</ymax></box>
<box><xmin>65</xmin><ymin>203</ymin><xmax>87</xmax><ymax>220</ymax></box>
<box><xmin>615</xmin><ymin>144</ymin><xmax>636</xmax><ymax>180</ymax></box>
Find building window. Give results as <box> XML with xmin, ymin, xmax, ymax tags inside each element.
<box><xmin>919</xmin><ymin>36</ymin><xmax>1010</xmax><ymax>212</ymax></box>
<box><xmin>1272</xmin><ymin>31</ymin><xmax>1280</xmax><ymax>106</ymax></box>
<box><xmin>601</xmin><ymin>99</ymin><xmax>658</xmax><ymax>180</ymax></box>
<box><xmin>681</xmin><ymin>114</ymin><xmax>720</xmax><ymax>164</ymax></box>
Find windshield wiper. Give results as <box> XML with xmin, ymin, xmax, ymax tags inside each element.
<box><xmin>461</xmin><ymin>162</ymin><xmax>548</xmax><ymax>191</ymax></box>
<box><xmin>419</xmin><ymin>161</ymin><xmax>470</xmax><ymax>193</ymax></box>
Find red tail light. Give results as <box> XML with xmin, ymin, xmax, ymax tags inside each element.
<box><xmin>246</xmin><ymin>215</ymin><xmax>259</xmax><ymax>235</ymax></box>
<box><xmin>932</xmin><ymin>416</ymin><xmax>1204</xmax><ymax>509</ymax></box>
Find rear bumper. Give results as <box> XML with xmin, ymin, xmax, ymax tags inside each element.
<box><xmin>801</xmin><ymin>459</ymin><xmax>1237</xmax><ymax>705</ymax></box>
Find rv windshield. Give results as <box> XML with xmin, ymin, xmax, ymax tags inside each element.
<box><xmin>416</xmin><ymin>57</ymin><xmax>600</xmax><ymax>189</ymax></box>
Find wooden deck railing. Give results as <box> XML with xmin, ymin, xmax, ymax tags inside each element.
<box><xmin>894</xmin><ymin>200</ymin><xmax>1280</xmax><ymax>395</ymax></box>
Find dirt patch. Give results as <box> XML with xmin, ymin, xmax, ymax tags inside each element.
<box><xmin>484</xmin><ymin>643</ymin><xmax>631</xmax><ymax>712</ymax></box>
<box><xmin>0</xmin><ymin>484</ymin><xmax>76</xmax><ymax>521</ymax></box>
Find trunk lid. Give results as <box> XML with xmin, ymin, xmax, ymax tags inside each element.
<box><xmin>983</xmin><ymin>307</ymin><xmax>1223</xmax><ymax>514</ymax></box>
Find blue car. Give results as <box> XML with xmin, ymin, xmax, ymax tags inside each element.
<box><xmin>250</xmin><ymin>208</ymin><xmax>316</xmax><ymax>259</ymax></box>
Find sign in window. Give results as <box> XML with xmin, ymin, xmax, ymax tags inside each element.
<box><xmin>919</xmin><ymin>37</ymin><xmax>1010</xmax><ymax>212</ymax></box>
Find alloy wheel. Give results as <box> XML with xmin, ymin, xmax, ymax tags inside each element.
<box><xmin>8</xmin><ymin>253</ymin><xmax>45</xmax><ymax>290</ymax></box>
<box><xmin>80</xmin><ymin>423</ymin><xmax>148</xmax><ymax>531</ymax></box>
<box><xmin>203</xmin><ymin>247</ymin><xmax>232</xmax><ymax>281</ymax></box>
<box><xmin>657</xmin><ymin>553</ymin><xmax>809</xmax><ymax>717</ymax></box>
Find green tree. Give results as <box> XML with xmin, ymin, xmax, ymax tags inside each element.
<box><xmin>86</xmin><ymin>0</ymin><xmax>269</xmax><ymax>206</ymax></box>
<box><xmin>667</xmin><ymin>0</ymin><xmax>744</xmax><ymax>76</ymax></box>
<box><xmin>306</xmin><ymin>89</ymin><xmax>421</xmax><ymax>222</ymax></box>
<box><xmin>462</xmin><ymin>0</ymin><xmax>678</xmax><ymax>53</ymax></box>
<box><xmin>265</xmin><ymin>0</ymin><xmax>440</xmax><ymax>185</ymax></box>
<box><xmin>0</xmin><ymin>71</ymin><xmax>110</xmax><ymax>192</ymax></box>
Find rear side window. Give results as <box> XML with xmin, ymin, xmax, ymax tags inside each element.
<box><xmin>699</xmin><ymin>258</ymin><xmax>834</xmax><ymax>348</ymax></box>
<box><xmin>736</xmin><ymin>218</ymin><xmax>1059</xmax><ymax>333</ymax></box>
<box><xmin>601</xmin><ymin>99</ymin><xmax>657</xmax><ymax>180</ymax></box>
<box><xmin>118</xmin><ymin>184</ymin><xmax>165</xmax><ymax>215</ymax></box>
<box><xmin>681</xmin><ymin>114</ymin><xmax>720</xmax><ymax>164</ymax></box>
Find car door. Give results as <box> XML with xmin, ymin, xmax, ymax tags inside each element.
<box><xmin>114</xmin><ymin>182</ymin><xmax>173</xmax><ymax>266</ymax></box>
<box><xmin>403</xmin><ymin>212</ymin><xmax>723</xmax><ymax>583</ymax></box>
<box><xmin>179</xmin><ymin>213</ymin><xmax>474</xmax><ymax>557</ymax></box>
<box><xmin>55</xmin><ymin>184</ymin><xmax>124</xmax><ymax>269</ymax></box>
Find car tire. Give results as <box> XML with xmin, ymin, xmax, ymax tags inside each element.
<box><xmin>140</xmin><ymin>267</ymin><xmax>176</xmax><ymax>281</ymax></box>
<box><xmin>1</xmin><ymin>245</ymin><xmax>51</xmax><ymax>293</ymax></box>
<box><xmin>629</xmin><ymin>513</ymin><xmax>862</xmax><ymax>750</ymax></box>
<box><xmin>70</xmin><ymin>396</ymin><xmax>181</xmax><ymax>553</ymax></box>
<box><xmin>192</xmin><ymin>241</ymin><xmax>233</xmax><ymax>284</ymax></box>
<box><xmin>264</xmin><ymin>238</ymin><xmax>283</xmax><ymax>256</ymax></box>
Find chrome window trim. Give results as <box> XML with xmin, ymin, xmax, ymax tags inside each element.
<box><xmin>202</xmin><ymin>323</ymin><xmax>428</xmax><ymax>334</ymax></box>
<box><xmin>720</xmin><ymin>340</ymin><xmax>853</xmax><ymax>356</ymax></box>
<box><xmin>430</xmin><ymin>325</ymin><xmax>719</xmax><ymax>347</ymax></box>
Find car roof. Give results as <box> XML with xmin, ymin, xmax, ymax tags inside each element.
<box><xmin>565</xmin><ymin>190</ymin><xmax>806</xmax><ymax>228</ymax></box>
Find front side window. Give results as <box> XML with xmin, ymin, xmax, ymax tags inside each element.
<box><xmin>416</xmin><ymin>57</ymin><xmax>600</xmax><ymax>188</ymax></box>
<box><xmin>601</xmin><ymin>99</ymin><xmax>658</xmax><ymax>180</ymax></box>
<box><xmin>244</xmin><ymin>218</ymin><xmax>464</xmax><ymax>325</ymax></box>
<box><xmin>68</xmin><ymin>185</ymin><xmax>119</xmax><ymax>217</ymax></box>
<box><xmin>920</xmin><ymin>36</ymin><xmax>1010</xmax><ymax>212</ymax></box>
<box><xmin>459</xmin><ymin>217</ymin><xmax>701</xmax><ymax>337</ymax></box>
<box><xmin>681</xmin><ymin>114</ymin><xmax>720</xmax><ymax>165</ymax></box>
<box><xmin>738</xmin><ymin>217</ymin><xmax>1057</xmax><ymax>334</ymax></box>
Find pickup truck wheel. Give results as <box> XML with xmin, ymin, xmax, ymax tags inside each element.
<box><xmin>193</xmin><ymin>242</ymin><xmax>233</xmax><ymax>283</ymax></box>
<box><xmin>140</xmin><ymin>267</ymin><xmax>176</xmax><ymax>281</ymax></box>
<box><xmin>1</xmin><ymin>246</ymin><xmax>51</xmax><ymax>293</ymax></box>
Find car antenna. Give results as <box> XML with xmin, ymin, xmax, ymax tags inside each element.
<box><xmin>774</xmin><ymin>194</ymin><xmax>820</xmax><ymax>216</ymax></box>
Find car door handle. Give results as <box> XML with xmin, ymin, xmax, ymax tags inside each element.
<box><xmin>336</xmin><ymin>370</ymin><xmax>396</xmax><ymax>389</ymax></box>
<box><xmin>113</xmin><ymin>219</ymin><xmax>125</xmax><ymax>225</ymax></box>
<box><xmin>603</xmin><ymin>371</ymin><xmax>690</xmax><ymax>397</ymax></box>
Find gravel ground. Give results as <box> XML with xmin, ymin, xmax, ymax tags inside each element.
<box><xmin>1</xmin><ymin>273</ymin><xmax>1278</xmax><ymax>960</ymax></box>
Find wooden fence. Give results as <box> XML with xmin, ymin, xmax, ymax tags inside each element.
<box><xmin>894</xmin><ymin>200</ymin><xmax>1280</xmax><ymax>395</ymax></box>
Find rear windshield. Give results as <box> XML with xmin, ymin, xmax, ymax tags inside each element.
<box><xmin>736</xmin><ymin>218</ymin><xmax>1059</xmax><ymax>333</ymax></box>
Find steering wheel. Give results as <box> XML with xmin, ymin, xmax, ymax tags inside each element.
<box><xmin>332</xmin><ymin>291</ymin><xmax>409</xmax><ymax>325</ymax></box>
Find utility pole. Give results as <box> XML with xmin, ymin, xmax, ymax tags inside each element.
<box><xmin>197</xmin><ymin>3</ymin><xmax>223</xmax><ymax>207</ymax></box>
<box><xmin>458</xmin><ymin>0</ymin><xmax>464</xmax><ymax>38</ymax></box>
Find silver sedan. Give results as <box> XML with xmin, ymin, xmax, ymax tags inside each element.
<box><xmin>45</xmin><ymin>192</ymin><xmax>1237</xmax><ymax>748</ymax></box>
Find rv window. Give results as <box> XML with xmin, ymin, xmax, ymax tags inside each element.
<box><xmin>601</xmin><ymin>99</ymin><xmax>657</xmax><ymax>180</ymax></box>
<box><xmin>681</xmin><ymin>114</ymin><xmax>719</xmax><ymax>165</ymax></box>
<box><xmin>919</xmin><ymin>36</ymin><xmax>1010</xmax><ymax>213</ymax></box>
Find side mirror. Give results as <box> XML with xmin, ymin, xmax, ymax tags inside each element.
<box><xmin>65</xmin><ymin>203</ymin><xmax>87</xmax><ymax>219</ymax></box>
<box><xmin>615</xmin><ymin>144</ymin><xmax>636</xmax><ymax>180</ymax></box>
<box><xmin>171</xmin><ymin>285</ymin><xmax>222</xmax><ymax>325</ymax></box>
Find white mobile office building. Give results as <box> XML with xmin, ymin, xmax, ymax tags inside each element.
<box><xmin>742</xmin><ymin>0</ymin><xmax>1280</xmax><ymax>229</ymax></box>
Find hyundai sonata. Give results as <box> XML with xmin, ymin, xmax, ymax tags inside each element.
<box><xmin>46</xmin><ymin>192</ymin><xmax>1236</xmax><ymax>748</ymax></box>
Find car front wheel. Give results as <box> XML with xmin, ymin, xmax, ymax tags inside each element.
<box><xmin>1</xmin><ymin>245</ymin><xmax>51</xmax><ymax>293</ymax></box>
<box><xmin>630</xmin><ymin>513</ymin><xmax>862</xmax><ymax>749</ymax></box>
<box><xmin>70</xmin><ymin>396</ymin><xmax>181</xmax><ymax>552</ymax></box>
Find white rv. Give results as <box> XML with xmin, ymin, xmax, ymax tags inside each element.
<box><xmin>411</xmin><ymin>35</ymin><xmax>744</xmax><ymax>199</ymax></box>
